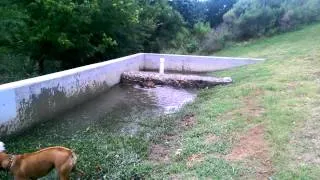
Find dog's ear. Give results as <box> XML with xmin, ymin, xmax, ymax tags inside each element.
<box><xmin>0</xmin><ymin>142</ymin><xmax>5</xmax><ymax>152</ymax></box>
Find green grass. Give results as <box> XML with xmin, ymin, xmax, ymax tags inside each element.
<box><xmin>0</xmin><ymin>111</ymin><xmax>186</xmax><ymax>179</ymax></box>
<box><xmin>2</xmin><ymin>23</ymin><xmax>320</xmax><ymax>179</ymax></box>
<box><xmin>215</xmin><ymin>23</ymin><xmax>320</xmax><ymax>179</ymax></box>
<box><xmin>149</xmin><ymin>23</ymin><xmax>320</xmax><ymax>179</ymax></box>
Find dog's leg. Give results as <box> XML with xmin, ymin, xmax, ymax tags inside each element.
<box><xmin>58</xmin><ymin>167</ymin><xmax>72</xmax><ymax>180</ymax></box>
<box><xmin>58</xmin><ymin>173</ymin><xmax>69</xmax><ymax>180</ymax></box>
<box><xmin>58</xmin><ymin>160</ymin><xmax>74</xmax><ymax>180</ymax></box>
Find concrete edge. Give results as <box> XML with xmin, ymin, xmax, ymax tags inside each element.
<box><xmin>0</xmin><ymin>53</ymin><xmax>265</xmax><ymax>91</ymax></box>
<box><xmin>0</xmin><ymin>53</ymin><xmax>145</xmax><ymax>91</ymax></box>
<box><xmin>144</xmin><ymin>53</ymin><xmax>265</xmax><ymax>61</ymax></box>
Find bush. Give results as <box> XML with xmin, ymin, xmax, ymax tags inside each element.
<box><xmin>280</xmin><ymin>0</ymin><xmax>320</xmax><ymax>31</ymax></box>
<box><xmin>163</xmin><ymin>22</ymin><xmax>211</xmax><ymax>54</ymax></box>
<box><xmin>0</xmin><ymin>49</ymin><xmax>38</xmax><ymax>84</ymax></box>
<box><xmin>222</xmin><ymin>0</ymin><xmax>281</xmax><ymax>40</ymax></box>
<box><xmin>193</xmin><ymin>22</ymin><xmax>211</xmax><ymax>42</ymax></box>
<box><xmin>220</xmin><ymin>0</ymin><xmax>320</xmax><ymax>40</ymax></box>
<box><xmin>200</xmin><ymin>24</ymin><xmax>231</xmax><ymax>53</ymax></box>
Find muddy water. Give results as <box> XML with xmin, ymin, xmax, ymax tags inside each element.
<box><xmin>27</xmin><ymin>84</ymin><xmax>197</xmax><ymax>137</ymax></box>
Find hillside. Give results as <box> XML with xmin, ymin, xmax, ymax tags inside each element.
<box><xmin>150</xmin><ymin>23</ymin><xmax>320</xmax><ymax>179</ymax></box>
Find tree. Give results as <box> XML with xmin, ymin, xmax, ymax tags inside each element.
<box><xmin>206</xmin><ymin>0</ymin><xmax>236</xmax><ymax>27</ymax></box>
<box><xmin>142</xmin><ymin>0</ymin><xmax>187</xmax><ymax>52</ymax></box>
<box><xmin>21</xmin><ymin>0</ymin><xmax>122</xmax><ymax>73</ymax></box>
<box><xmin>170</xmin><ymin>0</ymin><xmax>207</xmax><ymax>27</ymax></box>
<box><xmin>2</xmin><ymin>0</ymin><xmax>189</xmax><ymax>74</ymax></box>
<box><xmin>0</xmin><ymin>0</ymin><xmax>37</xmax><ymax>83</ymax></box>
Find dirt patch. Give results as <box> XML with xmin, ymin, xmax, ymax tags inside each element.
<box><xmin>226</xmin><ymin>125</ymin><xmax>267</xmax><ymax>160</ymax></box>
<box><xmin>244</xmin><ymin>90</ymin><xmax>265</xmax><ymax>119</ymax></box>
<box><xmin>313</xmin><ymin>71</ymin><xmax>320</xmax><ymax>77</ymax></box>
<box><xmin>241</xmin><ymin>97</ymin><xmax>265</xmax><ymax>120</ymax></box>
<box><xmin>217</xmin><ymin>90</ymin><xmax>265</xmax><ymax>122</ymax></box>
<box><xmin>161</xmin><ymin>134</ymin><xmax>179</xmax><ymax>142</ymax></box>
<box><xmin>169</xmin><ymin>174</ymin><xmax>197</xmax><ymax>180</ymax></box>
<box><xmin>287</xmin><ymin>82</ymin><xmax>299</xmax><ymax>90</ymax></box>
<box><xmin>149</xmin><ymin>144</ymin><xmax>171</xmax><ymax>162</ymax></box>
<box><xmin>181</xmin><ymin>114</ymin><xmax>197</xmax><ymax>128</ymax></box>
<box><xmin>226</xmin><ymin>125</ymin><xmax>273</xmax><ymax>179</ymax></box>
<box><xmin>148</xmin><ymin>113</ymin><xmax>197</xmax><ymax>164</ymax></box>
<box><xmin>186</xmin><ymin>153</ymin><xmax>205</xmax><ymax>168</ymax></box>
<box><xmin>204</xmin><ymin>134</ymin><xmax>219</xmax><ymax>144</ymax></box>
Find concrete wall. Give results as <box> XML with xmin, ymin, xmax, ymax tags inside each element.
<box><xmin>143</xmin><ymin>53</ymin><xmax>264</xmax><ymax>72</ymax></box>
<box><xmin>0</xmin><ymin>53</ymin><xmax>264</xmax><ymax>136</ymax></box>
<box><xmin>0</xmin><ymin>53</ymin><xmax>144</xmax><ymax>136</ymax></box>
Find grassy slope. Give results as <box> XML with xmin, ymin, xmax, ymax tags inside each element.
<box><xmin>149</xmin><ymin>23</ymin><xmax>320</xmax><ymax>179</ymax></box>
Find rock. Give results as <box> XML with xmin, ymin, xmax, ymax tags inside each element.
<box><xmin>121</xmin><ymin>71</ymin><xmax>232</xmax><ymax>88</ymax></box>
<box><xmin>140</xmin><ymin>80</ymin><xmax>156</xmax><ymax>88</ymax></box>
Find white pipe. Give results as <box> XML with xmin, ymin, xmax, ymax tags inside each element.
<box><xmin>159</xmin><ymin>58</ymin><xmax>165</xmax><ymax>74</ymax></box>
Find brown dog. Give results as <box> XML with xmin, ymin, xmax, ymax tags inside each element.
<box><xmin>0</xmin><ymin>142</ymin><xmax>77</xmax><ymax>180</ymax></box>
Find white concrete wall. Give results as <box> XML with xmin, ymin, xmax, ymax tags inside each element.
<box><xmin>143</xmin><ymin>53</ymin><xmax>264</xmax><ymax>72</ymax></box>
<box><xmin>0</xmin><ymin>53</ymin><xmax>144</xmax><ymax>136</ymax></box>
<box><xmin>0</xmin><ymin>53</ymin><xmax>264</xmax><ymax>136</ymax></box>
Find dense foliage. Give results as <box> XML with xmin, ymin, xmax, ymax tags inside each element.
<box><xmin>201</xmin><ymin>0</ymin><xmax>320</xmax><ymax>52</ymax></box>
<box><xmin>1</xmin><ymin>0</ymin><xmax>320</xmax><ymax>83</ymax></box>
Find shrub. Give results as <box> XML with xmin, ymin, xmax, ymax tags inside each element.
<box><xmin>193</xmin><ymin>22</ymin><xmax>211</xmax><ymax>42</ymax></box>
<box><xmin>200</xmin><ymin>24</ymin><xmax>231</xmax><ymax>53</ymax></box>
<box><xmin>171</xmin><ymin>0</ymin><xmax>320</xmax><ymax>54</ymax></box>
<box><xmin>0</xmin><ymin>49</ymin><xmax>38</xmax><ymax>84</ymax></box>
<box><xmin>222</xmin><ymin>0</ymin><xmax>281</xmax><ymax>40</ymax></box>
<box><xmin>163</xmin><ymin>22</ymin><xmax>211</xmax><ymax>54</ymax></box>
<box><xmin>279</xmin><ymin>0</ymin><xmax>320</xmax><ymax>31</ymax></box>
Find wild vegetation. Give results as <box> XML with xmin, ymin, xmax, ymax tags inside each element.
<box><xmin>1</xmin><ymin>0</ymin><xmax>320</xmax><ymax>84</ymax></box>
